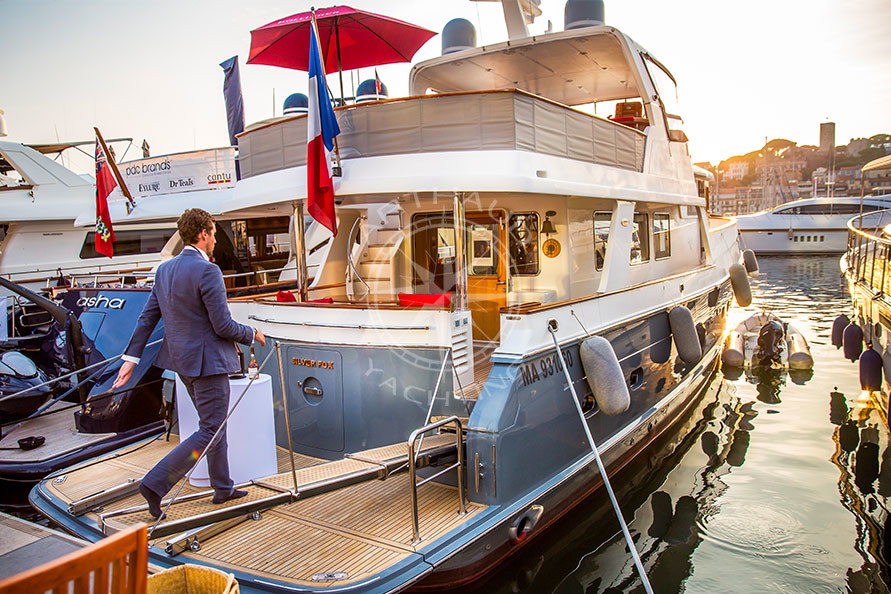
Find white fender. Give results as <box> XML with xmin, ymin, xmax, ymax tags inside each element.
<box><xmin>743</xmin><ymin>249</ymin><xmax>759</xmax><ymax>274</ymax></box>
<box><xmin>669</xmin><ymin>305</ymin><xmax>702</xmax><ymax>364</ymax></box>
<box><xmin>579</xmin><ymin>336</ymin><xmax>630</xmax><ymax>416</ymax></box>
<box><xmin>729</xmin><ymin>263</ymin><xmax>752</xmax><ymax>307</ymax></box>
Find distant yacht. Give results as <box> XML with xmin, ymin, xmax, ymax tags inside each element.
<box><xmin>0</xmin><ymin>141</ymin><xmax>249</xmax><ymax>297</ymax></box>
<box><xmin>736</xmin><ymin>195</ymin><xmax>891</xmax><ymax>255</ymax></box>
<box><xmin>0</xmin><ymin>141</ymin><xmax>177</xmax><ymax>295</ymax></box>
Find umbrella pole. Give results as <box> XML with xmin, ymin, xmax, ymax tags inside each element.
<box><xmin>335</xmin><ymin>21</ymin><xmax>345</xmax><ymax>104</ymax></box>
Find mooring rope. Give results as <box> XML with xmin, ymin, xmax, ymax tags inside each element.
<box><xmin>547</xmin><ymin>320</ymin><xmax>654</xmax><ymax>594</ymax></box>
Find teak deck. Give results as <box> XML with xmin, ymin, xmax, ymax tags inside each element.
<box><xmin>46</xmin><ymin>433</ymin><xmax>487</xmax><ymax>588</ymax></box>
<box><xmin>0</xmin><ymin>402</ymin><xmax>115</xmax><ymax>463</ymax></box>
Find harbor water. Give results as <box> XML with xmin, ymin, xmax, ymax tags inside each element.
<box><xmin>466</xmin><ymin>255</ymin><xmax>890</xmax><ymax>593</ymax></box>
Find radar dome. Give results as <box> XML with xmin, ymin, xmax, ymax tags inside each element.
<box><xmin>283</xmin><ymin>93</ymin><xmax>308</xmax><ymax>115</ymax></box>
<box><xmin>356</xmin><ymin>79</ymin><xmax>389</xmax><ymax>103</ymax></box>
<box><xmin>442</xmin><ymin>18</ymin><xmax>476</xmax><ymax>55</ymax></box>
<box><xmin>565</xmin><ymin>0</ymin><xmax>604</xmax><ymax>29</ymax></box>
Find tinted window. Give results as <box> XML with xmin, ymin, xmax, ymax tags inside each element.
<box><xmin>594</xmin><ymin>212</ymin><xmax>611</xmax><ymax>270</ymax></box>
<box><xmin>631</xmin><ymin>213</ymin><xmax>649</xmax><ymax>264</ymax></box>
<box><xmin>80</xmin><ymin>229</ymin><xmax>175</xmax><ymax>259</ymax></box>
<box><xmin>776</xmin><ymin>203</ymin><xmax>880</xmax><ymax>215</ymax></box>
<box><xmin>508</xmin><ymin>213</ymin><xmax>539</xmax><ymax>275</ymax></box>
<box><xmin>654</xmin><ymin>212</ymin><xmax>671</xmax><ymax>259</ymax></box>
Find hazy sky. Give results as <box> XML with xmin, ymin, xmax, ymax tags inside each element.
<box><xmin>2</xmin><ymin>0</ymin><xmax>889</xmax><ymax>172</ymax></box>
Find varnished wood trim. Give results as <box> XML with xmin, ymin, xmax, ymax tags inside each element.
<box><xmin>499</xmin><ymin>264</ymin><xmax>717</xmax><ymax>315</ymax></box>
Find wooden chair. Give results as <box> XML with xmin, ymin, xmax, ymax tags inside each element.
<box><xmin>0</xmin><ymin>524</ymin><xmax>148</xmax><ymax>594</ymax></box>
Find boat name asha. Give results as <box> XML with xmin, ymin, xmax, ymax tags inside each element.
<box><xmin>75</xmin><ymin>296</ymin><xmax>126</xmax><ymax>309</ymax></box>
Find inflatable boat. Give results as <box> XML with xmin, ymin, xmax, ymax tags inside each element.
<box><xmin>722</xmin><ymin>312</ymin><xmax>814</xmax><ymax>370</ymax></box>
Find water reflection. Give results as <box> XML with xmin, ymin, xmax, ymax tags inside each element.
<box><xmin>830</xmin><ymin>387</ymin><xmax>891</xmax><ymax>590</ymax></box>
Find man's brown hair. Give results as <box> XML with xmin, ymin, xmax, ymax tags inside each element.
<box><xmin>177</xmin><ymin>208</ymin><xmax>215</xmax><ymax>245</ymax></box>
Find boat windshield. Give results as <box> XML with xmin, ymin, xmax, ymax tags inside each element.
<box><xmin>642</xmin><ymin>53</ymin><xmax>683</xmax><ymax>131</ymax></box>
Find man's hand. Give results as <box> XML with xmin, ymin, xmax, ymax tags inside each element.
<box><xmin>254</xmin><ymin>328</ymin><xmax>266</xmax><ymax>347</ymax></box>
<box><xmin>112</xmin><ymin>361</ymin><xmax>136</xmax><ymax>389</ymax></box>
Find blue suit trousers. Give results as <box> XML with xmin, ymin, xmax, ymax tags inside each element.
<box><xmin>143</xmin><ymin>374</ymin><xmax>234</xmax><ymax>497</ymax></box>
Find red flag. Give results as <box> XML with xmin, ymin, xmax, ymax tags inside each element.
<box><xmin>94</xmin><ymin>138</ymin><xmax>117</xmax><ymax>258</ymax></box>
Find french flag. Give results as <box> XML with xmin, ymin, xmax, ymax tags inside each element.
<box><xmin>307</xmin><ymin>22</ymin><xmax>341</xmax><ymax>236</ymax></box>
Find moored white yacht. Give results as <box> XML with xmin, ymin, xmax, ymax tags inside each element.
<box><xmin>841</xmin><ymin>155</ymin><xmax>891</xmax><ymax>408</ymax></box>
<box><xmin>32</xmin><ymin>1</ymin><xmax>746</xmax><ymax>591</ymax></box>
<box><xmin>737</xmin><ymin>195</ymin><xmax>891</xmax><ymax>255</ymax></box>
<box><xmin>0</xmin><ymin>140</ymin><xmax>180</xmax><ymax>296</ymax></box>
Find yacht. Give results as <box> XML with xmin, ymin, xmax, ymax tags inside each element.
<box><xmin>737</xmin><ymin>195</ymin><xmax>891</xmax><ymax>255</ymax></box>
<box><xmin>842</xmin><ymin>155</ymin><xmax>891</xmax><ymax>404</ymax></box>
<box><xmin>0</xmin><ymin>140</ymin><xmax>179</xmax><ymax>296</ymax></box>
<box><xmin>31</xmin><ymin>1</ymin><xmax>744</xmax><ymax>591</ymax></box>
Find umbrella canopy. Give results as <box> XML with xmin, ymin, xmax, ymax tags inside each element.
<box><xmin>247</xmin><ymin>6</ymin><xmax>436</xmax><ymax>73</ymax></box>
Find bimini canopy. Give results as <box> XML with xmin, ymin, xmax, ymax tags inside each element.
<box><xmin>863</xmin><ymin>154</ymin><xmax>891</xmax><ymax>172</ymax></box>
<box><xmin>409</xmin><ymin>26</ymin><xmax>648</xmax><ymax>106</ymax></box>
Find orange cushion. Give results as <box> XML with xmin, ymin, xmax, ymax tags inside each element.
<box><xmin>276</xmin><ymin>290</ymin><xmax>297</xmax><ymax>302</ymax></box>
<box><xmin>397</xmin><ymin>292</ymin><xmax>452</xmax><ymax>307</ymax></box>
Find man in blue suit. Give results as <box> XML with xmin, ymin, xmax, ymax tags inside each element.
<box><xmin>113</xmin><ymin>208</ymin><xmax>266</xmax><ymax>517</ymax></box>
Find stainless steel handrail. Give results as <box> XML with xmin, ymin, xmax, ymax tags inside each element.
<box><xmin>407</xmin><ymin>416</ymin><xmax>466</xmax><ymax>543</ymax></box>
<box><xmin>346</xmin><ymin>216</ymin><xmax>370</xmax><ymax>297</ymax></box>
<box><xmin>847</xmin><ymin>209</ymin><xmax>891</xmax><ymax>244</ymax></box>
<box><xmin>248</xmin><ymin>314</ymin><xmax>430</xmax><ymax>331</ymax></box>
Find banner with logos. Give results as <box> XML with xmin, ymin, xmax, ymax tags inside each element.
<box><xmin>119</xmin><ymin>148</ymin><xmax>236</xmax><ymax>199</ymax></box>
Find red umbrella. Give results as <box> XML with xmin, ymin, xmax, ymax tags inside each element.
<box><xmin>247</xmin><ymin>6</ymin><xmax>436</xmax><ymax>73</ymax></box>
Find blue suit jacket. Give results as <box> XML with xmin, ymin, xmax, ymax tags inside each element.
<box><xmin>125</xmin><ymin>248</ymin><xmax>254</xmax><ymax>376</ymax></box>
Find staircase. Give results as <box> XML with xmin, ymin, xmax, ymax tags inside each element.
<box><xmin>347</xmin><ymin>206</ymin><xmax>405</xmax><ymax>301</ymax></box>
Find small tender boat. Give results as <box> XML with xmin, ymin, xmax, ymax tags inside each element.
<box><xmin>722</xmin><ymin>312</ymin><xmax>814</xmax><ymax>370</ymax></box>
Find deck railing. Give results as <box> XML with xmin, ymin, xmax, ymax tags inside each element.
<box><xmin>237</xmin><ymin>90</ymin><xmax>646</xmax><ymax>179</ymax></box>
<box><xmin>846</xmin><ymin>210</ymin><xmax>891</xmax><ymax>295</ymax></box>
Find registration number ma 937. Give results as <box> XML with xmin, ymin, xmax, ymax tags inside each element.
<box><xmin>519</xmin><ymin>350</ymin><xmax>574</xmax><ymax>387</ymax></box>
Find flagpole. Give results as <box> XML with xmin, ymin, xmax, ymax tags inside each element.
<box><xmin>94</xmin><ymin>127</ymin><xmax>135</xmax><ymax>211</ymax></box>
<box><xmin>310</xmin><ymin>12</ymin><xmax>342</xmax><ymax>176</ymax></box>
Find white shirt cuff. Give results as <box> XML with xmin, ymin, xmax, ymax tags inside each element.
<box><xmin>121</xmin><ymin>354</ymin><xmax>141</xmax><ymax>364</ymax></box>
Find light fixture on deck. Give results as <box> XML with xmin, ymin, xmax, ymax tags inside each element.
<box><xmin>540</xmin><ymin>210</ymin><xmax>557</xmax><ymax>236</ymax></box>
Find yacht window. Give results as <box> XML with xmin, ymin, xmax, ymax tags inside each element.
<box><xmin>776</xmin><ymin>204</ymin><xmax>878</xmax><ymax>215</ymax></box>
<box><xmin>593</xmin><ymin>211</ymin><xmax>611</xmax><ymax>271</ymax></box>
<box><xmin>508</xmin><ymin>213</ymin><xmax>539</xmax><ymax>276</ymax></box>
<box><xmin>654</xmin><ymin>212</ymin><xmax>671</xmax><ymax>259</ymax></box>
<box><xmin>631</xmin><ymin>213</ymin><xmax>649</xmax><ymax>264</ymax></box>
<box><xmin>80</xmin><ymin>228</ymin><xmax>175</xmax><ymax>259</ymax></box>
<box><xmin>681</xmin><ymin>205</ymin><xmax>698</xmax><ymax>219</ymax></box>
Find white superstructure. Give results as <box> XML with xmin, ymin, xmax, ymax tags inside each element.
<box><xmin>0</xmin><ymin>141</ymin><xmax>179</xmax><ymax>294</ymax></box>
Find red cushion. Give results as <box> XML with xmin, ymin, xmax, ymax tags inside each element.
<box><xmin>276</xmin><ymin>291</ymin><xmax>333</xmax><ymax>304</ymax></box>
<box><xmin>398</xmin><ymin>292</ymin><xmax>452</xmax><ymax>307</ymax></box>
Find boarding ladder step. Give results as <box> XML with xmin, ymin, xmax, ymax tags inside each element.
<box><xmin>98</xmin><ymin>429</ymin><xmax>463</xmax><ymax>541</ymax></box>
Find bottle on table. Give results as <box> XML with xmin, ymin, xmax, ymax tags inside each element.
<box><xmin>248</xmin><ymin>346</ymin><xmax>259</xmax><ymax>380</ymax></box>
